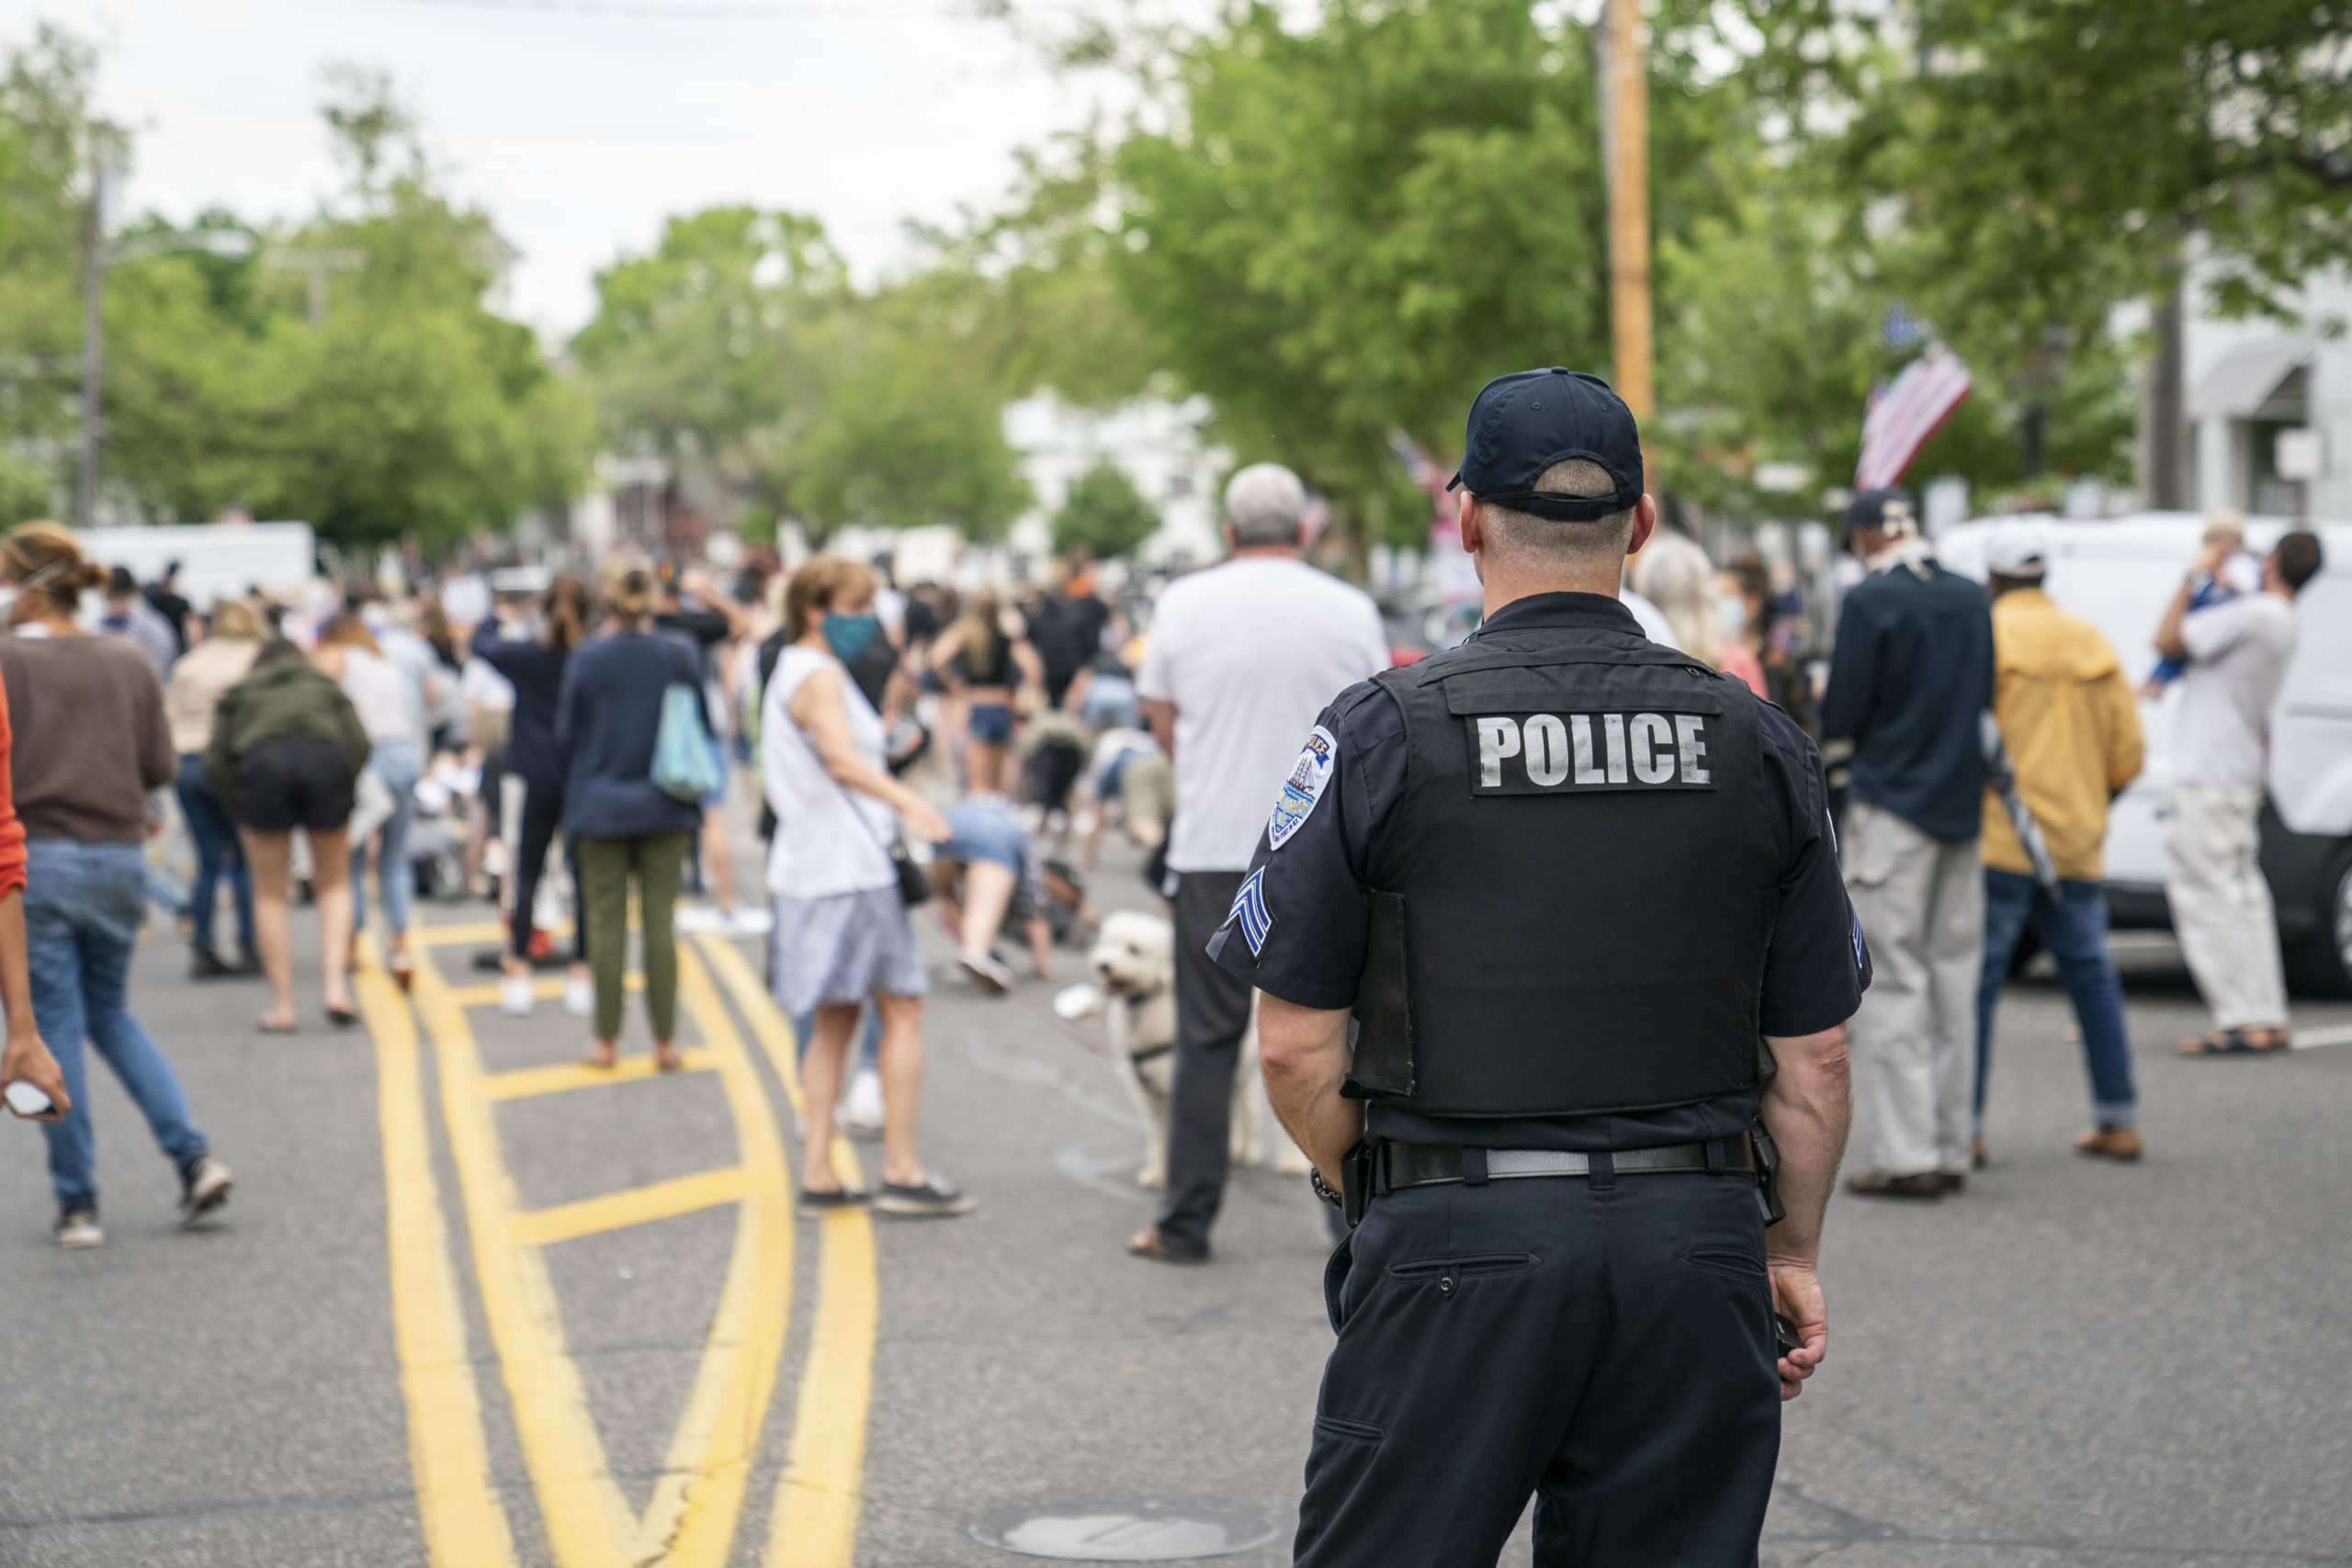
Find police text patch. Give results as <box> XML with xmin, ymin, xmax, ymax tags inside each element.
<box><xmin>1463</xmin><ymin>712</ymin><xmax>1716</xmax><ymax>795</ymax></box>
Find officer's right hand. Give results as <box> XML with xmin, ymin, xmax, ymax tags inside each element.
<box><xmin>1768</xmin><ymin>1260</ymin><xmax>1826</xmax><ymax>1401</ymax></box>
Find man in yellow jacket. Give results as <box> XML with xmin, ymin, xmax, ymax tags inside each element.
<box><xmin>1975</xmin><ymin>522</ymin><xmax>2146</xmax><ymax>1164</ymax></box>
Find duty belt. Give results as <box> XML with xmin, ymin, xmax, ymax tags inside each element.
<box><xmin>1382</xmin><ymin>1138</ymin><xmax>1752</xmax><ymax>1191</ymax></box>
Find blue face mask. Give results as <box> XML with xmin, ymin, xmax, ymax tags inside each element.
<box><xmin>822</xmin><ymin>612</ymin><xmax>880</xmax><ymax>663</ymax></box>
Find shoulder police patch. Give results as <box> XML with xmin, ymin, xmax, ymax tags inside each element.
<box><xmin>1267</xmin><ymin>725</ymin><xmax>1338</xmax><ymax>852</ymax></box>
<box><xmin>1229</xmin><ymin>866</ymin><xmax>1273</xmax><ymax>957</ymax></box>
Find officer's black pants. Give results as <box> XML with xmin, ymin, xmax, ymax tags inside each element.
<box><xmin>1297</xmin><ymin>1168</ymin><xmax>1780</xmax><ymax>1567</ymax></box>
<box><xmin>1154</xmin><ymin>870</ymin><xmax>1252</xmax><ymax>1252</ymax></box>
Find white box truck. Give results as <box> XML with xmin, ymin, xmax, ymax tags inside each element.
<box><xmin>74</xmin><ymin>523</ymin><xmax>317</xmax><ymax>612</ymax></box>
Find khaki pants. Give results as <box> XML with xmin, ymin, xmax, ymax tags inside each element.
<box><xmin>1844</xmin><ymin>801</ymin><xmax>1983</xmax><ymax>1179</ymax></box>
<box><xmin>2165</xmin><ymin>784</ymin><xmax>2289</xmax><ymax>1032</ymax></box>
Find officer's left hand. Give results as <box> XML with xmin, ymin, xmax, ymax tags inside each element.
<box><xmin>1768</xmin><ymin>1260</ymin><xmax>1826</xmax><ymax>1401</ymax></box>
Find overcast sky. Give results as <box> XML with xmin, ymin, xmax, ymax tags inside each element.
<box><xmin>17</xmin><ymin>0</ymin><xmax>1127</xmax><ymax>336</ymax></box>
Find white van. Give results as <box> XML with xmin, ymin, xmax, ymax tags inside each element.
<box><xmin>1935</xmin><ymin>513</ymin><xmax>2352</xmax><ymax>995</ymax></box>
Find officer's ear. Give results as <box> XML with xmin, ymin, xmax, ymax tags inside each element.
<box><xmin>1623</xmin><ymin>494</ymin><xmax>1659</xmax><ymax>560</ymax></box>
<box><xmin>1456</xmin><ymin>490</ymin><xmax>1485</xmax><ymax>558</ymax></box>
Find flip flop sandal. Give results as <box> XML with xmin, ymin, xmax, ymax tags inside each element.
<box><xmin>654</xmin><ymin>1050</ymin><xmax>684</xmax><ymax>1074</ymax></box>
<box><xmin>388</xmin><ymin>950</ymin><xmax>415</xmax><ymax>991</ymax></box>
<box><xmin>579</xmin><ymin>1051</ymin><xmax>619</xmax><ymax>1070</ymax></box>
<box><xmin>2178</xmin><ymin>1028</ymin><xmax>2284</xmax><ymax>1056</ymax></box>
<box><xmin>256</xmin><ymin>1016</ymin><xmax>298</xmax><ymax>1035</ymax></box>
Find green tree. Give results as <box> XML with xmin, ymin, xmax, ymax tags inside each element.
<box><xmin>1746</xmin><ymin>0</ymin><xmax>2352</xmax><ymax>318</ymax></box>
<box><xmin>1730</xmin><ymin>0</ymin><xmax>2351</xmax><ymax>493</ymax></box>
<box><xmin>1052</xmin><ymin>457</ymin><xmax>1158</xmax><ymax>558</ymax></box>
<box><xmin>789</xmin><ymin>285</ymin><xmax>1033</xmax><ymax>542</ymax></box>
<box><xmin>1651</xmin><ymin>165</ymin><xmax>2136</xmax><ymax>516</ymax></box>
<box><xmin>0</xmin><ymin>41</ymin><xmax>592</xmax><ymax>546</ymax></box>
<box><xmin>1113</xmin><ymin>0</ymin><xmax>1752</xmax><ymax>566</ymax></box>
<box><xmin>571</xmin><ymin>204</ymin><xmax>846</xmax><ymax>531</ymax></box>
<box><xmin>0</xmin><ymin>28</ymin><xmax>104</xmax><ymax>511</ymax></box>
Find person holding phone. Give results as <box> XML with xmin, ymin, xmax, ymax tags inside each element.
<box><xmin>0</xmin><ymin>660</ymin><xmax>67</xmax><ymax>1127</ymax></box>
<box><xmin>1</xmin><ymin>524</ymin><xmax>230</xmax><ymax>1248</ymax></box>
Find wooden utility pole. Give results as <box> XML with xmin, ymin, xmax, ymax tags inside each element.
<box><xmin>1601</xmin><ymin>0</ymin><xmax>1654</xmax><ymax>423</ymax></box>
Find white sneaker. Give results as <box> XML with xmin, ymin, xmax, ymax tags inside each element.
<box><xmin>841</xmin><ymin>1068</ymin><xmax>885</xmax><ymax>1133</ymax></box>
<box><xmin>500</xmin><ymin>975</ymin><xmax>535</xmax><ymax>1016</ymax></box>
<box><xmin>561</xmin><ymin>974</ymin><xmax>594</xmax><ymax>1018</ymax></box>
<box><xmin>53</xmin><ymin>1210</ymin><xmax>102</xmax><ymax>1248</ymax></box>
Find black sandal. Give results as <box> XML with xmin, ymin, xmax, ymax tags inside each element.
<box><xmin>797</xmin><ymin>1185</ymin><xmax>868</xmax><ymax>1217</ymax></box>
<box><xmin>2177</xmin><ymin>1028</ymin><xmax>2288</xmax><ymax>1056</ymax></box>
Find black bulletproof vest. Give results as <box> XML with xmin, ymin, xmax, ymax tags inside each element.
<box><xmin>1345</xmin><ymin>625</ymin><xmax>1782</xmax><ymax>1117</ymax></box>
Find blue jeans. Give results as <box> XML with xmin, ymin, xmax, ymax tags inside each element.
<box><xmin>1975</xmin><ymin>870</ymin><xmax>2137</xmax><ymax>1132</ymax></box>
<box><xmin>353</xmin><ymin>739</ymin><xmax>422</xmax><ymax>936</ymax></box>
<box><xmin>25</xmin><ymin>840</ymin><xmax>209</xmax><ymax>1212</ymax></box>
<box><xmin>176</xmin><ymin>751</ymin><xmax>253</xmax><ymax>954</ymax></box>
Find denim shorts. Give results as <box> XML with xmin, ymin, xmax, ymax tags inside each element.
<box><xmin>967</xmin><ymin>702</ymin><xmax>1014</xmax><ymax>746</ymax></box>
<box><xmin>940</xmin><ymin>801</ymin><xmax>1026</xmax><ymax>872</ymax></box>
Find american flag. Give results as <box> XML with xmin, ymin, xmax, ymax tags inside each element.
<box><xmin>1854</xmin><ymin>348</ymin><xmax>1973</xmax><ymax>491</ymax></box>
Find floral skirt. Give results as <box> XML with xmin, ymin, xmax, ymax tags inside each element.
<box><xmin>771</xmin><ymin>886</ymin><xmax>928</xmax><ymax>1017</ymax></box>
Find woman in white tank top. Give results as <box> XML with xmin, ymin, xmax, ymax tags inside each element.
<box><xmin>760</xmin><ymin>557</ymin><xmax>971</xmax><ymax>1218</ymax></box>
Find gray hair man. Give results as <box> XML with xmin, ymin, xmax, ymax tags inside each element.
<box><xmin>1126</xmin><ymin>462</ymin><xmax>1389</xmax><ymax>1262</ymax></box>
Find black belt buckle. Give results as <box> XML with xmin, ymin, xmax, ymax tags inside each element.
<box><xmin>1748</xmin><ymin>1120</ymin><xmax>1785</xmax><ymax>1227</ymax></box>
<box><xmin>1340</xmin><ymin>1141</ymin><xmax>1375</xmax><ymax>1230</ymax></box>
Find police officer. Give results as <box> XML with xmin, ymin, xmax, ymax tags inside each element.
<box><xmin>1214</xmin><ymin>369</ymin><xmax>1866</xmax><ymax>1565</ymax></box>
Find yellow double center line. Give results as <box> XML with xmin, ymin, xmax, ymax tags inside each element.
<box><xmin>362</xmin><ymin>922</ymin><xmax>881</xmax><ymax>1567</ymax></box>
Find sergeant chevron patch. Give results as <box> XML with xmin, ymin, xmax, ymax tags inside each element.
<box><xmin>1229</xmin><ymin>867</ymin><xmax>1273</xmax><ymax>957</ymax></box>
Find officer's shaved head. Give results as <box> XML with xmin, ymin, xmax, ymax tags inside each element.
<box><xmin>1476</xmin><ymin>458</ymin><xmax>1637</xmax><ymax>569</ymax></box>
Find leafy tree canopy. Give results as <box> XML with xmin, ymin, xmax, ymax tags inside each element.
<box><xmin>1111</xmin><ymin>0</ymin><xmax>1757</xmax><ymax>561</ymax></box>
<box><xmin>1051</xmin><ymin>457</ymin><xmax>1159</xmax><ymax>558</ymax></box>
<box><xmin>0</xmin><ymin>33</ymin><xmax>592</xmax><ymax>547</ymax></box>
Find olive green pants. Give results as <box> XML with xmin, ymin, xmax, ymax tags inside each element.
<box><xmin>574</xmin><ymin>831</ymin><xmax>693</xmax><ymax>1043</ymax></box>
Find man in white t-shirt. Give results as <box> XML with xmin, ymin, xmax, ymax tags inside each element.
<box><xmin>2154</xmin><ymin>527</ymin><xmax>2324</xmax><ymax>1054</ymax></box>
<box><xmin>1127</xmin><ymin>463</ymin><xmax>1389</xmax><ymax>1262</ymax></box>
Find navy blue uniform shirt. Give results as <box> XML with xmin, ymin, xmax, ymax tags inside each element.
<box><xmin>1819</xmin><ymin>554</ymin><xmax>1994</xmax><ymax>843</ymax></box>
<box><xmin>1210</xmin><ymin>591</ymin><xmax>1869</xmax><ymax>1152</ymax></box>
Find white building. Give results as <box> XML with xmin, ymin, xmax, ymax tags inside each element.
<box><xmin>1001</xmin><ymin>391</ymin><xmax>1231</xmax><ymax>572</ymax></box>
<box><xmin>2185</xmin><ymin>265</ymin><xmax>2352</xmax><ymax>518</ymax></box>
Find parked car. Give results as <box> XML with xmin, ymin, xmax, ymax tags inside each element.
<box><xmin>1937</xmin><ymin>513</ymin><xmax>2352</xmax><ymax>995</ymax></box>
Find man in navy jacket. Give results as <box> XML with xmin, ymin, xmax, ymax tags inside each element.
<box><xmin>1821</xmin><ymin>488</ymin><xmax>1994</xmax><ymax>1200</ymax></box>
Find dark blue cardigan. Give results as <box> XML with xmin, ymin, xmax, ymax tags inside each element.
<box><xmin>555</xmin><ymin>628</ymin><xmax>707</xmax><ymax>840</ymax></box>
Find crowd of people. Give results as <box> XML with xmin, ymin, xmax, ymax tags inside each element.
<box><xmin>0</xmin><ymin>503</ymin><xmax>1192</xmax><ymax>1241</ymax></box>
<box><xmin>0</xmin><ymin>470</ymin><xmax>2325</xmax><ymax>1248</ymax></box>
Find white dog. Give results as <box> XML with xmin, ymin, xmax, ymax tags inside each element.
<box><xmin>1080</xmin><ymin>908</ymin><xmax>1310</xmax><ymax>1189</ymax></box>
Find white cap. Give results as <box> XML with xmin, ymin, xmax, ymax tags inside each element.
<box><xmin>1985</xmin><ymin>520</ymin><xmax>2052</xmax><ymax>579</ymax></box>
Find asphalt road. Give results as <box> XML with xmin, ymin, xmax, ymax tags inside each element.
<box><xmin>0</xmin><ymin>827</ymin><xmax>2347</xmax><ymax>1568</ymax></box>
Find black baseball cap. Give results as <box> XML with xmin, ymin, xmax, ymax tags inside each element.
<box><xmin>1448</xmin><ymin>367</ymin><xmax>1645</xmax><ymax>522</ymax></box>
<box><xmin>1844</xmin><ymin>487</ymin><xmax>1915</xmax><ymax>541</ymax></box>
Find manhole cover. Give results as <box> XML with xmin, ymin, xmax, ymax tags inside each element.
<box><xmin>971</xmin><ymin>1497</ymin><xmax>1281</xmax><ymax>1561</ymax></box>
